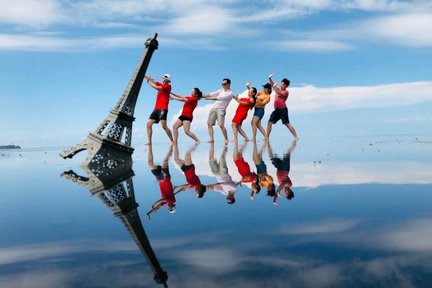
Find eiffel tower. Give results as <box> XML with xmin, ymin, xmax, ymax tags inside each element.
<box><xmin>60</xmin><ymin>33</ymin><xmax>159</xmax><ymax>167</ymax></box>
<box><xmin>62</xmin><ymin>164</ymin><xmax>168</xmax><ymax>287</ymax></box>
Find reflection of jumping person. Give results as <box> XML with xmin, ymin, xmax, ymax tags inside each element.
<box><xmin>266</xmin><ymin>74</ymin><xmax>298</xmax><ymax>140</ymax></box>
<box><xmin>252</xmin><ymin>141</ymin><xmax>275</xmax><ymax>200</ymax></box>
<box><xmin>234</xmin><ymin>142</ymin><xmax>260</xmax><ymax>196</ymax></box>
<box><xmin>268</xmin><ymin>140</ymin><xmax>297</xmax><ymax>205</ymax></box>
<box><xmin>232</xmin><ymin>85</ymin><xmax>257</xmax><ymax>144</ymax></box>
<box><xmin>145</xmin><ymin>74</ymin><xmax>174</xmax><ymax>145</ymax></box>
<box><xmin>247</xmin><ymin>81</ymin><xmax>272</xmax><ymax>141</ymax></box>
<box><xmin>147</xmin><ymin>144</ymin><xmax>176</xmax><ymax>216</ymax></box>
<box><xmin>170</xmin><ymin>88</ymin><xmax>203</xmax><ymax>144</ymax></box>
<box><xmin>173</xmin><ymin>144</ymin><xmax>207</xmax><ymax>198</ymax></box>
<box><xmin>203</xmin><ymin>78</ymin><xmax>234</xmax><ymax>145</ymax></box>
<box><xmin>208</xmin><ymin>143</ymin><xmax>237</xmax><ymax>204</ymax></box>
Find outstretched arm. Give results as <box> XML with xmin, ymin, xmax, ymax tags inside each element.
<box><xmin>233</xmin><ymin>96</ymin><xmax>250</xmax><ymax>106</ymax></box>
<box><xmin>170</xmin><ymin>92</ymin><xmax>188</xmax><ymax>102</ymax></box>
<box><xmin>145</xmin><ymin>75</ymin><xmax>162</xmax><ymax>91</ymax></box>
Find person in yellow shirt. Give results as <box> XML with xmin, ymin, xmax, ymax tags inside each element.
<box><xmin>247</xmin><ymin>81</ymin><xmax>272</xmax><ymax>141</ymax></box>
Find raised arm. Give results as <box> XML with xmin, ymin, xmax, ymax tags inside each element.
<box><xmin>268</xmin><ymin>73</ymin><xmax>284</xmax><ymax>97</ymax></box>
<box><xmin>145</xmin><ymin>75</ymin><xmax>162</xmax><ymax>90</ymax></box>
<box><xmin>170</xmin><ymin>91</ymin><xmax>188</xmax><ymax>102</ymax></box>
<box><xmin>233</xmin><ymin>95</ymin><xmax>250</xmax><ymax>106</ymax></box>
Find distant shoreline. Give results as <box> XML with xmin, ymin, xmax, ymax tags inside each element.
<box><xmin>0</xmin><ymin>145</ymin><xmax>21</xmax><ymax>149</ymax></box>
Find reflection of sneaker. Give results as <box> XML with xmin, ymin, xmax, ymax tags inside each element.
<box><xmin>169</xmin><ymin>207</ymin><xmax>176</xmax><ymax>214</ymax></box>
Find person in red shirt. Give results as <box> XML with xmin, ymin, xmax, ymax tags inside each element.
<box><xmin>233</xmin><ymin>142</ymin><xmax>260</xmax><ymax>197</ymax></box>
<box><xmin>266</xmin><ymin>74</ymin><xmax>299</xmax><ymax>140</ymax></box>
<box><xmin>170</xmin><ymin>88</ymin><xmax>203</xmax><ymax>144</ymax></box>
<box><xmin>173</xmin><ymin>144</ymin><xmax>207</xmax><ymax>198</ymax></box>
<box><xmin>268</xmin><ymin>139</ymin><xmax>297</xmax><ymax>205</ymax></box>
<box><xmin>146</xmin><ymin>144</ymin><xmax>176</xmax><ymax>218</ymax></box>
<box><xmin>232</xmin><ymin>86</ymin><xmax>257</xmax><ymax>144</ymax></box>
<box><xmin>144</xmin><ymin>74</ymin><xmax>174</xmax><ymax>145</ymax></box>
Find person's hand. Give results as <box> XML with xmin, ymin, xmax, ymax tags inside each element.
<box><xmin>246</xmin><ymin>81</ymin><xmax>251</xmax><ymax>87</ymax></box>
<box><xmin>268</xmin><ymin>73</ymin><xmax>274</xmax><ymax>79</ymax></box>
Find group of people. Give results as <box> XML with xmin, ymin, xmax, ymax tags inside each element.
<box><xmin>146</xmin><ymin>140</ymin><xmax>297</xmax><ymax>217</ymax></box>
<box><xmin>144</xmin><ymin>74</ymin><xmax>298</xmax><ymax>145</ymax></box>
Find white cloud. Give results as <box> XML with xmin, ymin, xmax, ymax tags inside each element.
<box><xmin>279</xmin><ymin>219</ymin><xmax>361</xmax><ymax>235</ymax></box>
<box><xmin>269</xmin><ymin>39</ymin><xmax>352</xmax><ymax>52</ymax></box>
<box><xmin>0</xmin><ymin>0</ymin><xmax>64</xmax><ymax>26</ymax></box>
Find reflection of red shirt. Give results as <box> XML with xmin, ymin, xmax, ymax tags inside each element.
<box><xmin>184</xmin><ymin>165</ymin><xmax>201</xmax><ymax>188</ymax></box>
<box><xmin>158</xmin><ymin>176</ymin><xmax>175</xmax><ymax>205</ymax></box>
<box><xmin>277</xmin><ymin>170</ymin><xmax>292</xmax><ymax>188</ymax></box>
<box><xmin>232</xmin><ymin>98</ymin><xmax>253</xmax><ymax>125</ymax></box>
<box><xmin>181</xmin><ymin>97</ymin><xmax>198</xmax><ymax>118</ymax></box>
<box><xmin>154</xmin><ymin>82</ymin><xmax>171</xmax><ymax>110</ymax></box>
<box><xmin>234</xmin><ymin>157</ymin><xmax>255</xmax><ymax>183</ymax></box>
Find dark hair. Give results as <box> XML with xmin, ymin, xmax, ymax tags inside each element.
<box><xmin>250</xmin><ymin>87</ymin><xmax>257</xmax><ymax>110</ymax></box>
<box><xmin>285</xmin><ymin>187</ymin><xmax>294</xmax><ymax>200</ymax></box>
<box><xmin>196</xmin><ymin>184</ymin><xmax>207</xmax><ymax>198</ymax></box>
<box><xmin>194</xmin><ymin>88</ymin><xmax>203</xmax><ymax>99</ymax></box>
<box><xmin>223</xmin><ymin>78</ymin><xmax>231</xmax><ymax>84</ymax></box>
<box><xmin>281</xmin><ymin>78</ymin><xmax>290</xmax><ymax>87</ymax></box>
<box><xmin>263</xmin><ymin>83</ymin><xmax>272</xmax><ymax>94</ymax></box>
<box><xmin>267</xmin><ymin>183</ymin><xmax>276</xmax><ymax>196</ymax></box>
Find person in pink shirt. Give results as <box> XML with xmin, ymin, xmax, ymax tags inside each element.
<box><xmin>266</xmin><ymin>74</ymin><xmax>298</xmax><ymax>140</ymax></box>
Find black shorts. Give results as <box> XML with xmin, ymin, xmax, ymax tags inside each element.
<box><xmin>271</xmin><ymin>155</ymin><xmax>290</xmax><ymax>172</ymax></box>
<box><xmin>151</xmin><ymin>165</ymin><xmax>170</xmax><ymax>180</ymax></box>
<box><xmin>179</xmin><ymin>115</ymin><xmax>193</xmax><ymax>122</ymax></box>
<box><xmin>181</xmin><ymin>164</ymin><xmax>195</xmax><ymax>172</ymax></box>
<box><xmin>269</xmin><ymin>108</ymin><xmax>289</xmax><ymax>124</ymax></box>
<box><xmin>149</xmin><ymin>109</ymin><xmax>168</xmax><ymax>123</ymax></box>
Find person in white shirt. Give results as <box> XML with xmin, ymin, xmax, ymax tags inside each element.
<box><xmin>203</xmin><ymin>78</ymin><xmax>234</xmax><ymax>144</ymax></box>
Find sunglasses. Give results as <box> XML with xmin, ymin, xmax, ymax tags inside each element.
<box><xmin>221</xmin><ymin>83</ymin><xmax>228</xmax><ymax>86</ymax></box>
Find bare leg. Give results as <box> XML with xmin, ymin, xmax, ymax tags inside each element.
<box><xmin>266</xmin><ymin>121</ymin><xmax>273</xmax><ymax>139</ymax></box>
<box><xmin>172</xmin><ymin>119</ymin><xmax>183</xmax><ymax>143</ymax></box>
<box><xmin>237</xmin><ymin>125</ymin><xmax>249</xmax><ymax>141</ymax></box>
<box><xmin>173</xmin><ymin>143</ymin><xmax>184</xmax><ymax>167</ymax></box>
<box><xmin>146</xmin><ymin>119</ymin><xmax>156</xmax><ymax>145</ymax></box>
<box><xmin>207</xmin><ymin>124</ymin><xmax>215</xmax><ymax>143</ymax></box>
<box><xmin>257</xmin><ymin>120</ymin><xmax>267</xmax><ymax>139</ymax></box>
<box><xmin>285</xmin><ymin>123</ymin><xmax>299</xmax><ymax>140</ymax></box>
<box><xmin>232</xmin><ymin>123</ymin><xmax>239</xmax><ymax>144</ymax></box>
<box><xmin>183</xmin><ymin>121</ymin><xmax>200</xmax><ymax>143</ymax></box>
<box><xmin>160</xmin><ymin>120</ymin><xmax>174</xmax><ymax>143</ymax></box>
<box><xmin>251</xmin><ymin>116</ymin><xmax>259</xmax><ymax>141</ymax></box>
<box><xmin>220</xmin><ymin>125</ymin><xmax>229</xmax><ymax>145</ymax></box>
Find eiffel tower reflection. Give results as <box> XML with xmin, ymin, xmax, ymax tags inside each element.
<box><xmin>62</xmin><ymin>163</ymin><xmax>168</xmax><ymax>287</ymax></box>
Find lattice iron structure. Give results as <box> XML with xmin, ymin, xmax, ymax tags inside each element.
<box><xmin>62</xmin><ymin>164</ymin><xmax>168</xmax><ymax>287</ymax></box>
<box><xmin>60</xmin><ymin>33</ymin><xmax>159</xmax><ymax>167</ymax></box>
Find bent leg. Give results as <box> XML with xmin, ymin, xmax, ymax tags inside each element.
<box><xmin>160</xmin><ymin>120</ymin><xmax>174</xmax><ymax>143</ymax></box>
<box><xmin>172</xmin><ymin>119</ymin><xmax>183</xmax><ymax>143</ymax></box>
<box><xmin>183</xmin><ymin>121</ymin><xmax>200</xmax><ymax>143</ymax></box>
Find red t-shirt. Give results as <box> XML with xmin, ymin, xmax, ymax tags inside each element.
<box><xmin>154</xmin><ymin>82</ymin><xmax>171</xmax><ymax>110</ymax></box>
<box><xmin>158</xmin><ymin>176</ymin><xmax>175</xmax><ymax>205</ymax></box>
<box><xmin>181</xmin><ymin>97</ymin><xmax>198</xmax><ymax>118</ymax></box>
<box><xmin>274</xmin><ymin>89</ymin><xmax>288</xmax><ymax>109</ymax></box>
<box><xmin>184</xmin><ymin>165</ymin><xmax>201</xmax><ymax>188</ymax></box>
<box><xmin>232</xmin><ymin>98</ymin><xmax>253</xmax><ymax>125</ymax></box>
<box><xmin>234</xmin><ymin>157</ymin><xmax>255</xmax><ymax>183</ymax></box>
<box><xmin>277</xmin><ymin>170</ymin><xmax>292</xmax><ymax>188</ymax></box>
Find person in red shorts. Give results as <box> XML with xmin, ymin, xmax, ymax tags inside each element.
<box><xmin>146</xmin><ymin>144</ymin><xmax>176</xmax><ymax>218</ymax></box>
<box><xmin>173</xmin><ymin>144</ymin><xmax>207</xmax><ymax>198</ymax></box>
<box><xmin>232</xmin><ymin>86</ymin><xmax>257</xmax><ymax>144</ymax></box>
<box><xmin>144</xmin><ymin>74</ymin><xmax>174</xmax><ymax>145</ymax></box>
<box><xmin>233</xmin><ymin>143</ymin><xmax>260</xmax><ymax>196</ymax></box>
<box><xmin>170</xmin><ymin>87</ymin><xmax>203</xmax><ymax>144</ymax></box>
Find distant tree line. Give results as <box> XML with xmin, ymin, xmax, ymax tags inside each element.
<box><xmin>0</xmin><ymin>145</ymin><xmax>21</xmax><ymax>149</ymax></box>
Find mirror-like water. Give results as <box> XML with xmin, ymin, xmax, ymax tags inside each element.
<box><xmin>1</xmin><ymin>134</ymin><xmax>431</xmax><ymax>288</ymax></box>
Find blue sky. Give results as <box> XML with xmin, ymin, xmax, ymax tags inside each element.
<box><xmin>0</xmin><ymin>0</ymin><xmax>431</xmax><ymax>147</ymax></box>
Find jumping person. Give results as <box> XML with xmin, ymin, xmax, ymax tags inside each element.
<box><xmin>203</xmin><ymin>78</ymin><xmax>234</xmax><ymax>145</ymax></box>
<box><xmin>246</xmin><ymin>81</ymin><xmax>272</xmax><ymax>141</ymax></box>
<box><xmin>170</xmin><ymin>88</ymin><xmax>203</xmax><ymax>144</ymax></box>
<box><xmin>231</xmin><ymin>86</ymin><xmax>256</xmax><ymax>144</ymax></box>
<box><xmin>266</xmin><ymin>74</ymin><xmax>298</xmax><ymax>140</ymax></box>
<box><xmin>144</xmin><ymin>74</ymin><xmax>174</xmax><ymax>145</ymax></box>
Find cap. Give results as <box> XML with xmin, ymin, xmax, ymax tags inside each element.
<box><xmin>168</xmin><ymin>205</ymin><xmax>176</xmax><ymax>213</ymax></box>
<box><xmin>163</xmin><ymin>74</ymin><xmax>171</xmax><ymax>81</ymax></box>
<box><xmin>262</xmin><ymin>83</ymin><xmax>272</xmax><ymax>89</ymax></box>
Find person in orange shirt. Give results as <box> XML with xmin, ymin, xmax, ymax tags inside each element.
<box><xmin>247</xmin><ymin>81</ymin><xmax>272</xmax><ymax>141</ymax></box>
